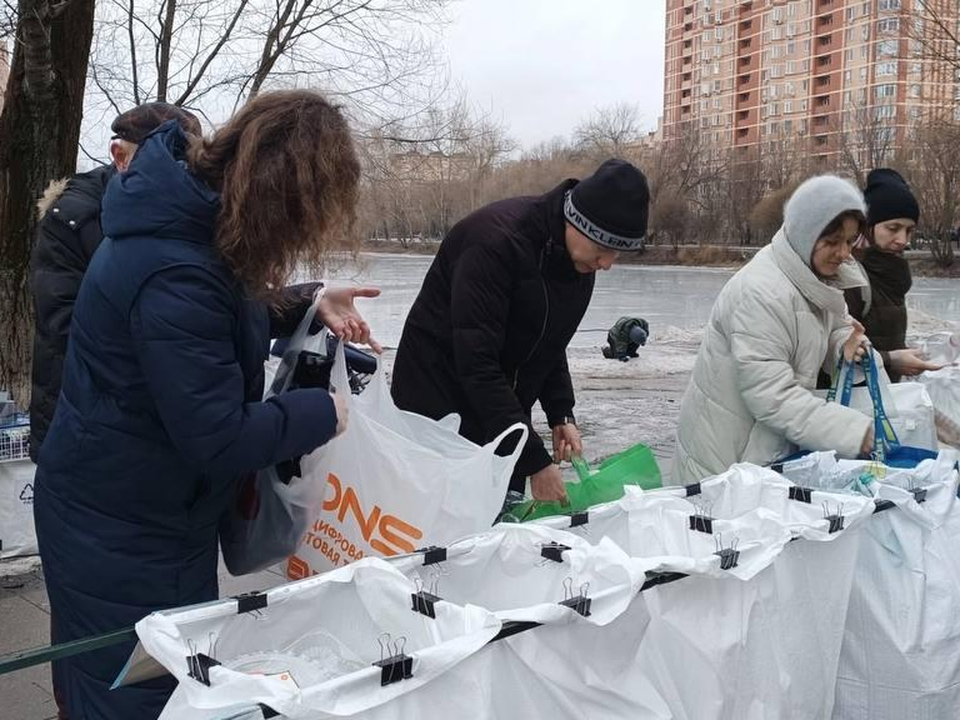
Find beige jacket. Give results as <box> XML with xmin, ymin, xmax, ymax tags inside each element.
<box><xmin>672</xmin><ymin>230</ymin><xmax>874</xmax><ymax>484</ymax></box>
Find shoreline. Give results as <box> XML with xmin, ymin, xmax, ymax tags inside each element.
<box><xmin>360</xmin><ymin>240</ymin><xmax>960</xmax><ymax>277</ymax></box>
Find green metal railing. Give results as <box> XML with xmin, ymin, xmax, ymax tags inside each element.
<box><xmin>0</xmin><ymin>627</ymin><xmax>137</xmax><ymax>676</ymax></box>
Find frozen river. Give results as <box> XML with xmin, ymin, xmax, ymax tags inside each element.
<box><xmin>323</xmin><ymin>253</ymin><xmax>958</xmax><ymax>349</ymax></box>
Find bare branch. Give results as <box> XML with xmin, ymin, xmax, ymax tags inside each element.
<box><xmin>126</xmin><ymin>0</ymin><xmax>141</xmax><ymax>103</ymax></box>
<box><xmin>155</xmin><ymin>0</ymin><xmax>176</xmax><ymax>101</ymax></box>
<box><xmin>173</xmin><ymin>0</ymin><xmax>247</xmax><ymax>105</ymax></box>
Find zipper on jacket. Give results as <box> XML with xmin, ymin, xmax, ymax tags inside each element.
<box><xmin>514</xmin><ymin>250</ymin><xmax>550</xmax><ymax>390</ymax></box>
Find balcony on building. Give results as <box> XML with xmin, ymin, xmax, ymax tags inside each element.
<box><xmin>736</xmin><ymin>107</ymin><xmax>758</xmax><ymax>125</ymax></box>
<box><xmin>814</xmin><ymin>73</ymin><xmax>838</xmax><ymax>94</ymax></box>
<box><xmin>815</xmin><ymin>94</ymin><xmax>836</xmax><ymax>113</ymax></box>
<box><xmin>738</xmin><ymin>72</ymin><xmax>759</xmax><ymax>92</ymax></box>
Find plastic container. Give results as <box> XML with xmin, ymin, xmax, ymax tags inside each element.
<box><xmin>921</xmin><ymin>331</ymin><xmax>960</xmax><ymax>366</ymax></box>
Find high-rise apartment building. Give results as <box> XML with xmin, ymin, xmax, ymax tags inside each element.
<box><xmin>663</xmin><ymin>0</ymin><xmax>959</xmax><ymax>164</ymax></box>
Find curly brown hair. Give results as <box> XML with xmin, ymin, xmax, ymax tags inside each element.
<box><xmin>186</xmin><ymin>90</ymin><xmax>360</xmax><ymax>298</ymax></box>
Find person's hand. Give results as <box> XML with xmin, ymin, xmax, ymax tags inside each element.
<box><xmin>551</xmin><ymin>423</ymin><xmax>582</xmax><ymax>463</ymax></box>
<box><xmin>332</xmin><ymin>391</ymin><xmax>349</xmax><ymax>437</ymax></box>
<box><xmin>889</xmin><ymin>348</ymin><xmax>950</xmax><ymax>377</ymax></box>
<box><xmin>843</xmin><ymin>319</ymin><xmax>869</xmax><ymax>363</ymax></box>
<box><xmin>530</xmin><ymin>463</ymin><xmax>568</xmax><ymax>504</ymax></box>
<box><xmin>316</xmin><ymin>286</ymin><xmax>383</xmax><ymax>353</ymax></box>
<box><xmin>860</xmin><ymin>426</ymin><xmax>875</xmax><ymax>456</ymax></box>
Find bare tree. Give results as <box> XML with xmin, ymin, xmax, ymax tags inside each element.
<box><xmin>761</xmin><ymin>133</ymin><xmax>808</xmax><ymax>190</ymax></box>
<box><xmin>908</xmin><ymin>0</ymin><xmax>960</xmax><ymax>73</ymax></box>
<box><xmin>0</xmin><ymin>0</ymin><xmax>97</xmax><ymax>402</ymax></box>
<box><xmin>574</xmin><ymin>103</ymin><xmax>644</xmax><ymax>162</ymax></box>
<box><xmin>86</xmin><ymin>0</ymin><xmax>453</xmax><ymax>137</ymax></box>
<box><xmin>908</xmin><ymin>118</ymin><xmax>960</xmax><ymax>267</ymax></box>
<box><xmin>835</xmin><ymin>101</ymin><xmax>898</xmax><ymax>187</ymax></box>
<box><xmin>358</xmin><ymin>98</ymin><xmax>515</xmax><ymax>245</ymax></box>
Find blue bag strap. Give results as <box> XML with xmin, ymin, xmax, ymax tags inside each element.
<box><xmin>861</xmin><ymin>352</ymin><xmax>900</xmax><ymax>460</ymax></box>
<box><xmin>826</xmin><ymin>353</ymin><xmax>900</xmax><ymax>461</ymax></box>
<box><xmin>826</xmin><ymin>354</ymin><xmax>858</xmax><ymax>407</ymax></box>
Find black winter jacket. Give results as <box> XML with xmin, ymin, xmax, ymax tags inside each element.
<box><xmin>845</xmin><ymin>246</ymin><xmax>912</xmax><ymax>383</ymax></box>
<box><xmin>30</xmin><ymin>165</ymin><xmax>115</xmax><ymax>460</ymax></box>
<box><xmin>391</xmin><ymin>180</ymin><xmax>594</xmax><ymax>482</ymax></box>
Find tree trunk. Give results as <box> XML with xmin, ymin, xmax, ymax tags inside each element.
<box><xmin>0</xmin><ymin>0</ymin><xmax>97</xmax><ymax>405</ymax></box>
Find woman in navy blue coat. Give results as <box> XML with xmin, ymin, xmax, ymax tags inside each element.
<box><xmin>33</xmin><ymin>90</ymin><xmax>378</xmax><ymax>719</ymax></box>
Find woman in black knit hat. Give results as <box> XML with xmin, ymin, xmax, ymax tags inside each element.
<box><xmin>846</xmin><ymin>168</ymin><xmax>945</xmax><ymax>382</ymax></box>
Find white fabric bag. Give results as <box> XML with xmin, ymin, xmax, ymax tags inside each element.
<box><xmin>136</xmin><ymin>558</ymin><xmax>502</xmax><ymax>720</ymax></box>
<box><xmin>918</xmin><ymin>366</ymin><xmax>960</xmax><ymax>447</ymax></box>
<box><xmin>833</xmin><ymin>450</ymin><xmax>960</xmax><ymax>720</ymax></box>
<box><xmin>389</xmin><ymin>524</ymin><xmax>672</xmax><ymax>719</ymax></box>
<box><xmin>535</xmin><ymin>464</ymin><xmax>869</xmax><ymax>720</ymax></box>
<box><xmin>287</xmin><ymin>343</ymin><xmax>527</xmax><ymax>578</ymax></box>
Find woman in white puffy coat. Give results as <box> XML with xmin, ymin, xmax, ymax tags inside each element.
<box><xmin>673</xmin><ymin>176</ymin><xmax>876</xmax><ymax>484</ymax></box>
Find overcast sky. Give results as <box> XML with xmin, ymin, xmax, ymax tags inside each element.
<box><xmin>443</xmin><ymin>0</ymin><xmax>667</xmax><ymax>150</ymax></box>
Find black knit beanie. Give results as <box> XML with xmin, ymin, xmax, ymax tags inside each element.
<box><xmin>563</xmin><ymin>159</ymin><xmax>650</xmax><ymax>251</ymax></box>
<box><xmin>864</xmin><ymin>168</ymin><xmax>920</xmax><ymax>227</ymax></box>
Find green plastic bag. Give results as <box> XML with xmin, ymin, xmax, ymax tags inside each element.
<box><xmin>507</xmin><ymin>443</ymin><xmax>662</xmax><ymax>522</ymax></box>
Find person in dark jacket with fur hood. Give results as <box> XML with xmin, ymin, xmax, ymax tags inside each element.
<box><xmin>30</xmin><ymin>102</ymin><xmax>202</xmax><ymax>462</ymax></box>
<box><xmin>391</xmin><ymin>159</ymin><xmax>650</xmax><ymax>504</ymax></box>
<box><xmin>847</xmin><ymin>169</ymin><xmax>944</xmax><ymax>382</ymax></box>
<box><xmin>34</xmin><ymin>90</ymin><xmax>378</xmax><ymax>719</ymax></box>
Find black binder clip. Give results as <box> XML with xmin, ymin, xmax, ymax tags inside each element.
<box><xmin>789</xmin><ymin>486</ymin><xmax>813</xmax><ymax>504</ymax></box>
<box><xmin>420</xmin><ymin>545</ymin><xmax>447</xmax><ymax>566</ymax></box>
<box><xmin>373</xmin><ymin>633</ymin><xmax>413</xmax><ymax>686</ymax></box>
<box><xmin>540</xmin><ymin>542</ymin><xmax>570</xmax><ymax>563</ymax></box>
<box><xmin>689</xmin><ymin>499</ymin><xmax>714</xmax><ymax>534</ymax></box>
<box><xmin>822</xmin><ymin>501</ymin><xmax>845</xmax><ymax>534</ymax></box>
<box><xmin>570</xmin><ymin>512</ymin><xmax>589</xmax><ymax>528</ymax></box>
<box><xmin>411</xmin><ymin>577</ymin><xmax>442</xmax><ymax>619</ymax></box>
<box><xmin>186</xmin><ymin>636</ymin><xmax>221</xmax><ymax>686</ymax></box>
<box><xmin>907</xmin><ymin>477</ymin><xmax>928</xmax><ymax>504</ymax></box>
<box><xmin>685</xmin><ymin>482</ymin><xmax>702</xmax><ymax>498</ymax></box>
<box><xmin>234</xmin><ymin>591</ymin><xmax>268</xmax><ymax>616</ymax></box>
<box><xmin>714</xmin><ymin>534</ymin><xmax>740</xmax><ymax>570</ymax></box>
<box><xmin>559</xmin><ymin>578</ymin><xmax>592</xmax><ymax>617</ymax></box>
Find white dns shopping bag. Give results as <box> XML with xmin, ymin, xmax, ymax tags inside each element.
<box><xmin>136</xmin><ymin>558</ymin><xmax>502</xmax><ymax>720</ymax></box>
<box><xmin>287</xmin><ymin>343</ymin><xmax>527</xmax><ymax>578</ymax></box>
<box><xmin>833</xmin><ymin>451</ymin><xmax>960</xmax><ymax>720</ymax></box>
<box><xmin>919</xmin><ymin>366</ymin><xmax>960</xmax><ymax>447</ymax></box>
<box><xmin>390</xmin><ymin>524</ymin><xmax>672</xmax><ymax>719</ymax></box>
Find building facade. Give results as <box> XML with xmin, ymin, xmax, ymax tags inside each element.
<box><xmin>663</xmin><ymin>0</ymin><xmax>959</xmax><ymax>165</ymax></box>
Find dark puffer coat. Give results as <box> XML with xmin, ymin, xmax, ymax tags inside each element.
<box><xmin>29</xmin><ymin>165</ymin><xmax>115</xmax><ymax>460</ymax></box>
<box><xmin>391</xmin><ymin>180</ymin><xmax>594</xmax><ymax>490</ymax></box>
<box><xmin>34</xmin><ymin>123</ymin><xmax>338</xmax><ymax>719</ymax></box>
